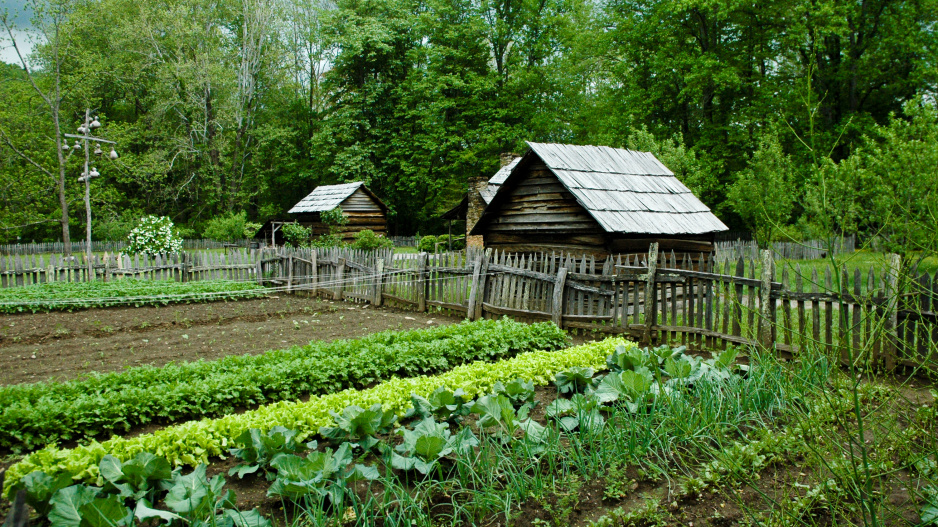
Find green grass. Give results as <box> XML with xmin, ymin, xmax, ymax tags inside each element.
<box><xmin>0</xmin><ymin>278</ymin><xmax>267</xmax><ymax>313</ymax></box>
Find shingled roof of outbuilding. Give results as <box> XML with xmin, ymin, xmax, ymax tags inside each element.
<box><xmin>288</xmin><ymin>182</ymin><xmax>387</xmax><ymax>214</ymax></box>
<box><xmin>474</xmin><ymin>142</ymin><xmax>728</xmax><ymax>236</ymax></box>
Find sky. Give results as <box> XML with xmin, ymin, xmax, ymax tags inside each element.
<box><xmin>0</xmin><ymin>0</ymin><xmax>38</xmax><ymax>64</ymax></box>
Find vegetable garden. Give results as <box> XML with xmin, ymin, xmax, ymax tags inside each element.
<box><xmin>1</xmin><ymin>313</ymin><xmax>936</xmax><ymax>526</ymax></box>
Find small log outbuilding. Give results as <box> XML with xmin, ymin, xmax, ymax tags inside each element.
<box><xmin>468</xmin><ymin>142</ymin><xmax>728</xmax><ymax>260</ymax></box>
<box><xmin>285</xmin><ymin>182</ymin><xmax>388</xmax><ymax>243</ymax></box>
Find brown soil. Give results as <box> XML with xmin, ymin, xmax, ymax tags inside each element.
<box><xmin>0</xmin><ymin>295</ymin><xmax>462</xmax><ymax>386</ymax></box>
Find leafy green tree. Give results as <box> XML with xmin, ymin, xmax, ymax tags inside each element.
<box><xmin>203</xmin><ymin>212</ymin><xmax>250</xmax><ymax>242</ymax></box>
<box><xmin>847</xmin><ymin>100</ymin><xmax>938</xmax><ymax>261</ymax></box>
<box><xmin>727</xmin><ymin>131</ymin><xmax>797</xmax><ymax>246</ymax></box>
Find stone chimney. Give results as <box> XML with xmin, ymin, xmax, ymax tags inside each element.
<box><xmin>466</xmin><ymin>152</ymin><xmax>519</xmax><ymax>248</ymax></box>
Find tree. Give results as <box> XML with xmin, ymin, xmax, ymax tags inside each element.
<box><xmin>1</xmin><ymin>0</ymin><xmax>86</xmax><ymax>250</ymax></box>
<box><xmin>853</xmin><ymin>99</ymin><xmax>938</xmax><ymax>261</ymax></box>
<box><xmin>727</xmin><ymin>131</ymin><xmax>797</xmax><ymax>246</ymax></box>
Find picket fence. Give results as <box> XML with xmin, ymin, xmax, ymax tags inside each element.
<box><xmin>1</xmin><ymin>245</ymin><xmax>934</xmax><ymax>372</ymax></box>
<box><xmin>258</xmin><ymin>246</ymin><xmax>935</xmax><ymax>372</ymax></box>
<box><xmin>715</xmin><ymin>235</ymin><xmax>856</xmax><ymax>262</ymax></box>
<box><xmin>0</xmin><ymin>239</ymin><xmax>256</xmax><ymax>256</ymax></box>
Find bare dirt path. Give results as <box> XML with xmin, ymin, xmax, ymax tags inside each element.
<box><xmin>0</xmin><ymin>296</ymin><xmax>461</xmax><ymax>386</ymax></box>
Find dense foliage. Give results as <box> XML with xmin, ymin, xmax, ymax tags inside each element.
<box><xmin>1</xmin><ymin>0</ymin><xmax>935</xmax><ymax>252</ymax></box>
<box><xmin>0</xmin><ymin>318</ymin><xmax>567</xmax><ymax>451</ymax></box>
<box><xmin>0</xmin><ymin>279</ymin><xmax>266</xmax><ymax>313</ymax></box>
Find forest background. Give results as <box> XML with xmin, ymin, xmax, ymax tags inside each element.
<box><xmin>0</xmin><ymin>0</ymin><xmax>936</xmax><ymax>257</ymax></box>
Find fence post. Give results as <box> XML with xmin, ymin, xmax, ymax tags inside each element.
<box><xmin>287</xmin><ymin>252</ymin><xmax>294</xmax><ymax>294</ymax></box>
<box><xmin>467</xmin><ymin>256</ymin><xmax>484</xmax><ymax>320</ymax></box>
<box><xmin>310</xmin><ymin>250</ymin><xmax>318</xmax><ymax>296</ymax></box>
<box><xmin>551</xmin><ymin>267</ymin><xmax>568</xmax><ymax>327</ymax></box>
<box><xmin>416</xmin><ymin>252</ymin><xmax>428</xmax><ymax>312</ymax></box>
<box><xmin>256</xmin><ymin>254</ymin><xmax>263</xmax><ymax>286</ymax></box>
<box><xmin>374</xmin><ymin>257</ymin><xmax>385</xmax><ymax>306</ymax></box>
<box><xmin>334</xmin><ymin>257</ymin><xmax>346</xmax><ymax>300</ymax></box>
<box><xmin>470</xmin><ymin>250</ymin><xmax>491</xmax><ymax>320</ymax></box>
<box><xmin>642</xmin><ymin>243</ymin><xmax>659</xmax><ymax>345</ymax></box>
<box><xmin>758</xmin><ymin>249</ymin><xmax>774</xmax><ymax>348</ymax></box>
<box><xmin>180</xmin><ymin>254</ymin><xmax>189</xmax><ymax>283</ymax></box>
<box><xmin>883</xmin><ymin>253</ymin><xmax>902</xmax><ymax>370</ymax></box>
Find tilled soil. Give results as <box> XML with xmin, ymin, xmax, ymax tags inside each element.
<box><xmin>0</xmin><ymin>295</ymin><xmax>461</xmax><ymax>386</ymax></box>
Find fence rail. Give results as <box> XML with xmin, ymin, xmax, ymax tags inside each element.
<box><xmin>1</xmin><ymin>243</ymin><xmax>933</xmax><ymax>373</ymax></box>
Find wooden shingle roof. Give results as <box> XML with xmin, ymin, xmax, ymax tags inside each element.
<box><xmin>476</xmin><ymin>142</ymin><xmax>728</xmax><ymax>236</ymax></box>
<box><xmin>288</xmin><ymin>182</ymin><xmax>387</xmax><ymax>214</ymax></box>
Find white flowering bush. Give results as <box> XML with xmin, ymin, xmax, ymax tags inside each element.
<box><xmin>124</xmin><ymin>215</ymin><xmax>183</xmax><ymax>255</ymax></box>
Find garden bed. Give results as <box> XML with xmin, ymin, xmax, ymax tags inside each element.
<box><xmin>0</xmin><ymin>296</ymin><xmax>463</xmax><ymax>386</ymax></box>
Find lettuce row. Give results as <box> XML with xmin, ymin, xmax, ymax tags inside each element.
<box><xmin>0</xmin><ymin>318</ymin><xmax>567</xmax><ymax>451</ymax></box>
<box><xmin>3</xmin><ymin>338</ymin><xmax>632</xmax><ymax>496</ymax></box>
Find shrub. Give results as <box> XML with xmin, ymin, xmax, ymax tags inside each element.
<box><xmin>202</xmin><ymin>211</ymin><xmax>248</xmax><ymax>242</ymax></box>
<box><xmin>243</xmin><ymin>221</ymin><xmax>262</xmax><ymax>238</ymax></box>
<box><xmin>321</xmin><ymin>208</ymin><xmax>348</xmax><ymax>227</ymax></box>
<box><xmin>418</xmin><ymin>235</ymin><xmax>438</xmax><ymax>253</ymax></box>
<box><xmin>436</xmin><ymin>234</ymin><xmax>465</xmax><ymax>251</ymax></box>
<box><xmin>92</xmin><ymin>210</ymin><xmax>139</xmax><ymax>241</ymax></box>
<box><xmin>281</xmin><ymin>222</ymin><xmax>312</xmax><ymax>247</ymax></box>
<box><xmin>352</xmin><ymin>230</ymin><xmax>392</xmax><ymax>250</ymax></box>
<box><xmin>124</xmin><ymin>216</ymin><xmax>183</xmax><ymax>255</ymax></box>
<box><xmin>312</xmin><ymin>208</ymin><xmax>349</xmax><ymax>248</ymax></box>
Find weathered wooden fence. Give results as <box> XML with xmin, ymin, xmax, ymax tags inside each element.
<box><xmin>0</xmin><ymin>239</ymin><xmax>257</xmax><ymax>256</ymax></box>
<box><xmin>388</xmin><ymin>236</ymin><xmax>418</xmax><ymax>247</ymax></box>
<box><xmin>257</xmin><ymin>245</ymin><xmax>934</xmax><ymax>372</ymax></box>
<box><xmin>715</xmin><ymin>235</ymin><xmax>856</xmax><ymax>262</ymax></box>
<box><xmin>1</xmin><ymin>243</ymin><xmax>934</xmax><ymax>372</ymax></box>
<box><xmin>0</xmin><ymin>250</ymin><xmax>264</xmax><ymax>286</ymax></box>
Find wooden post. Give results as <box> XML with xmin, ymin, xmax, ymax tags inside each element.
<box><xmin>256</xmin><ymin>255</ymin><xmax>263</xmax><ymax>286</ymax></box>
<box><xmin>551</xmin><ymin>267</ymin><xmax>568</xmax><ymax>327</ymax></box>
<box><xmin>416</xmin><ymin>252</ymin><xmax>428</xmax><ymax>312</ymax></box>
<box><xmin>334</xmin><ymin>257</ymin><xmax>346</xmax><ymax>300</ymax></box>
<box><xmin>310</xmin><ymin>250</ymin><xmax>318</xmax><ymax>296</ymax></box>
<box><xmin>883</xmin><ymin>253</ymin><xmax>901</xmax><ymax>370</ymax></box>
<box><xmin>642</xmin><ymin>242</ymin><xmax>659</xmax><ymax>345</ymax></box>
<box><xmin>758</xmin><ymin>249</ymin><xmax>774</xmax><ymax>349</ymax></box>
<box><xmin>471</xmin><ymin>250</ymin><xmax>491</xmax><ymax>320</ymax></box>
<box><xmin>287</xmin><ymin>253</ymin><xmax>294</xmax><ymax>293</ymax></box>
<box><xmin>374</xmin><ymin>257</ymin><xmax>385</xmax><ymax>306</ymax></box>
<box><xmin>180</xmin><ymin>254</ymin><xmax>189</xmax><ymax>283</ymax></box>
<box><xmin>467</xmin><ymin>256</ymin><xmax>484</xmax><ymax>320</ymax></box>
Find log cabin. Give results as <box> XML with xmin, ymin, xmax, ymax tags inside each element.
<box><xmin>259</xmin><ymin>182</ymin><xmax>388</xmax><ymax>244</ymax></box>
<box><xmin>468</xmin><ymin>142</ymin><xmax>728</xmax><ymax>261</ymax></box>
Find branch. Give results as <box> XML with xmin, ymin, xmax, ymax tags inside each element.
<box><xmin>0</xmin><ymin>218</ymin><xmax>60</xmax><ymax>231</ymax></box>
<box><xmin>0</xmin><ymin>126</ymin><xmax>57</xmax><ymax>181</ymax></box>
<box><xmin>0</xmin><ymin>16</ymin><xmax>53</xmax><ymax>107</ymax></box>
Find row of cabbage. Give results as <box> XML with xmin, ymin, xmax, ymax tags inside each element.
<box><xmin>0</xmin><ymin>318</ymin><xmax>568</xmax><ymax>451</ymax></box>
<box><xmin>4</xmin><ymin>339</ymin><xmax>746</xmax><ymax>527</ymax></box>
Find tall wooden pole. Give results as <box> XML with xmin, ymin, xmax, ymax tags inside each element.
<box><xmin>82</xmin><ymin>109</ymin><xmax>93</xmax><ymax>281</ymax></box>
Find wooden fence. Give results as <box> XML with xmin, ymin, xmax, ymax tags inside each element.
<box><xmin>0</xmin><ymin>250</ymin><xmax>264</xmax><ymax>286</ymax></box>
<box><xmin>388</xmin><ymin>236</ymin><xmax>418</xmax><ymax>247</ymax></box>
<box><xmin>250</xmin><ymin>245</ymin><xmax>935</xmax><ymax>372</ymax></box>
<box><xmin>0</xmin><ymin>239</ymin><xmax>257</xmax><ymax>256</ymax></box>
<box><xmin>1</xmin><ymin>243</ymin><xmax>934</xmax><ymax>372</ymax></box>
<box><xmin>715</xmin><ymin>235</ymin><xmax>856</xmax><ymax>261</ymax></box>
